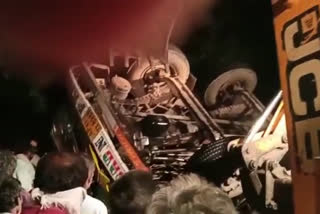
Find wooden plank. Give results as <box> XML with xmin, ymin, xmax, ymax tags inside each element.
<box><xmin>272</xmin><ymin>1</ymin><xmax>320</xmax><ymax>213</ymax></box>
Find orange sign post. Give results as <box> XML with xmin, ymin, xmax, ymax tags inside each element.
<box><xmin>273</xmin><ymin>1</ymin><xmax>320</xmax><ymax>213</ymax></box>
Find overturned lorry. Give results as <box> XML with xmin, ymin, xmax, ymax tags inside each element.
<box><xmin>51</xmin><ymin>46</ymin><xmax>292</xmax><ymax>213</ymax></box>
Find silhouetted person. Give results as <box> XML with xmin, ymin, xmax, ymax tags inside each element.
<box><xmin>109</xmin><ymin>170</ymin><xmax>156</xmax><ymax>214</ymax></box>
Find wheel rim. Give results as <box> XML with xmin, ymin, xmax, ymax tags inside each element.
<box><xmin>204</xmin><ymin>68</ymin><xmax>257</xmax><ymax>107</ymax></box>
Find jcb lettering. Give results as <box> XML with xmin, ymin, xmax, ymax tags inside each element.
<box><xmin>296</xmin><ymin>117</ymin><xmax>320</xmax><ymax>160</ymax></box>
<box><xmin>289</xmin><ymin>60</ymin><xmax>320</xmax><ymax>116</ymax></box>
<box><xmin>282</xmin><ymin>6</ymin><xmax>320</xmax><ymax>171</ymax></box>
<box><xmin>284</xmin><ymin>17</ymin><xmax>320</xmax><ymax>62</ymax></box>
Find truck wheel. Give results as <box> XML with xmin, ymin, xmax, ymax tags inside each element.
<box><xmin>128</xmin><ymin>45</ymin><xmax>190</xmax><ymax>97</ymax></box>
<box><xmin>204</xmin><ymin>67</ymin><xmax>257</xmax><ymax>107</ymax></box>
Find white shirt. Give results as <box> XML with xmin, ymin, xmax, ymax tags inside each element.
<box><xmin>81</xmin><ymin>195</ymin><xmax>108</xmax><ymax>214</ymax></box>
<box><xmin>31</xmin><ymin>187</ymin><xmax>86</xmax><ymax>214</ymax></box>
<box><xmin>13</xmin><ymin>154</ymin><xmax>35</xmax><ymax>192</ymax></box>
<box><xmin>30</xmin><ymin>154</ymin><xmax>40</xmax><ymax>167</ymax></box>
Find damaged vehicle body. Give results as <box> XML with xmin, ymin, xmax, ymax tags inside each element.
<box><xmin>51</xmin><ymin>46</ymin><xmax>292</xmax><ymax>213</ymax></box>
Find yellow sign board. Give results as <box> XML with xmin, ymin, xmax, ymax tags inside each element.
<box><xmin>82</xmin><ymin>108</ymin><xmax>102</xmax><ymax>140</ymax></box>
<box><xmin>273</xmin><ymin>1</ymin><xmax>320</xmax><ymax>213</ymax></box>
<box><xmin>273</xmin><ymin>0</ymin><xmax>320</xmax><ymax>174</ymax></box>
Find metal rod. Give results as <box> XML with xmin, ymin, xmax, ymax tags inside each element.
<box><xmin>242</xmin><ymin>90</ymin><xmax>283</xmax><ymax>147</ymax></box>
<box><xmin>263</xmin><ymin>101</ymin><xmax>284</xmax><ymax>137</ymax></box>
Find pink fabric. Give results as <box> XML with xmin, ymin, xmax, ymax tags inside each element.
<box><xmin>21</xmin><ymin>190</ymin><xmax>34</xmax><ymax>207</ymax></box>
<box><xmin>22</xmin><ymin>206</ymin><xmax>67</xmax><ymax>214</ymax></box>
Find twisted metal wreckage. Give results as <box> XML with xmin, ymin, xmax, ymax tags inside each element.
<box><xmin>50</xmin><ymin>1</ymin><xmax>294</xmax><ymax>212</ymax></box>
<box><xmin>49</xmin><ymin>44</ymin><xmax>292</xmax><ymax>212</ymax></box>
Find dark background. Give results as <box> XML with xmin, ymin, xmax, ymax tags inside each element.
<box><xmin>0</xmin><ymin>0</ymin><xmax>279</xmax><ymax>151</ymax></box>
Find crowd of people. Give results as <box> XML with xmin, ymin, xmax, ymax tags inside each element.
<box><xmin>0</xmin><ymin>140</ymin><xmax>238</xmax><ymax>214</ymax></box>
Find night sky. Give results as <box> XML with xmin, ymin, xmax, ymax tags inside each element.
<box><xmin>0</xmin><ymin>0</ymin><xmax>279</xmax><ymax>151</ymax></box>
<box><xmin>182</xmin><ymin>0</ymin><xmax>279</xmax><ymax>99</ymax></box>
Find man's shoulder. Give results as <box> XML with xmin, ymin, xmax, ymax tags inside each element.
<box><xmin>15</xmin><ymin>154</ymin><xmax>34</xmax><ymax>169</ymax></box>
<box><xmin>83</xmin><ymin>195</ymin><xmax>107</xmax><ymax>208</ymax></box>
<box><xmin>81</xmin><ymin>195</ymin><xmax>108</xmax><ymax>214</ymax></box>
<box><xmin>16</xmin><ymin>154</ymin><xmax>29</xmax><ymax>162</ymax></box>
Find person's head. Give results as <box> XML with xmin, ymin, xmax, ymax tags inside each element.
<box><xmin>13</xmin><ymin>140</ymin><xmax>38</xmax><ymax>160</ymax></box>
<box><xmin>29</xmin><ymin>140</ymin><xmax>38</xmax><ymax>154</ymax></box>
<box><xmin>30</xmin><ymin>140</ymin><xmax>38</xmax><ymax>148</ymax></box>
<box><xmin>33</xmin><ymin>152</ymin><xmax>88</xmax><ymax>194</ymax></box>
<box><xmin>0</xmin><ymin>177</ymin><xmax>23</xmax><ymax>214</ymax></box>
<box><xmin>0</xmin><ymin>150</ymin><xmax>17</xmax><ymax>177</ymax></box>
<box><xmin>110</xmin><ymin>170</ymin><xmax>157</xmax><ymax>214</ymax></box>
<box><xmin>147</xmin><ymin>173</ymin><xmax>238</xmax><ymax>214</ymax></box>
<box><xmin>81</xmin><ymin>153</ymin><xmax>95</xmax><ymax>190</ymax></box>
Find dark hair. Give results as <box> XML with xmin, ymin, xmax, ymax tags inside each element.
<box><xmin>109</xmin><ymin>170</ymin><xmax>157</xmax><ymax>214</ymax></box>
<box><xmin>33</xmin><ymin>152</ymin><xmax>88</xmax><ymax>193</ymax></box>
<box><xmin>0</xmin><ymin>150</ymin><xmax>17</xmax><ymax>176</ymax></box>
<box><xmin>13</xmin><ymin>140</ymin><xmax>31</xmax><ymax>154</ymax></box>
<box><xmin>12</xmin><ymin>139</ymin><xmax>38</xmax><ymax>155</ymax></box>
<box><xmin>0</xmin><ymin>177</ymin><xmax>22</xmax><ymax>212</ymax></box>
